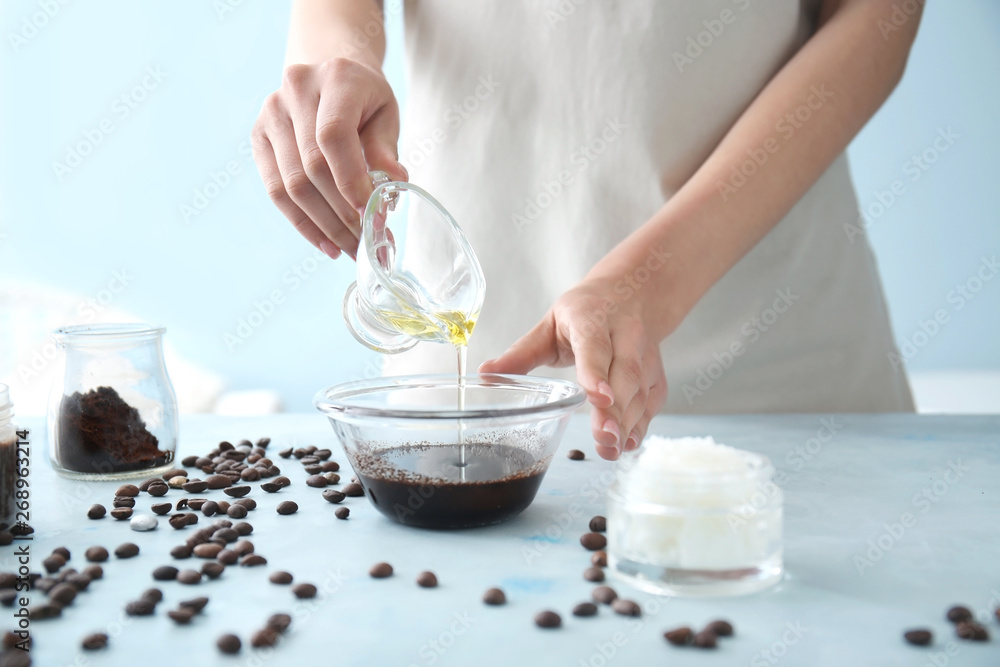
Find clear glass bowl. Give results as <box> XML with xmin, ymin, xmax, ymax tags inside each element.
<box><xmin>314</xmin><ymin>374</ymin><xmax>585</xmax><ymax>529</ymax></box>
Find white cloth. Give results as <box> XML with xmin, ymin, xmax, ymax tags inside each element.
<box><xmin>387</xmin><ymin>0</ymin><xmax>914</xmax><ymax>413</ymax></box>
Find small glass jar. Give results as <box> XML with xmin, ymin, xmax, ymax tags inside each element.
<box><xmin>0</xmin><ymin>384</ymin><xmax>18</xmax><ymax>531</ymax></box>
<box><xmin>607</xmin><ymin>446</ymin><xmax>783</xmax><ymax>597</ymax></box>
<box><xmin>47</xmin><ymin>324</ymin><xmax>178</xmax><ymax>480</ymax></box>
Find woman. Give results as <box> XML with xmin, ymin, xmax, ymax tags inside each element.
<box><xmin>252</xmin><ymin>0</ymin><xmax>921</xmax><ymax>460</ymax></box>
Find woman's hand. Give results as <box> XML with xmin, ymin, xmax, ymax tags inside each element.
<box><xmin>480</xmin><ymin>280</ymin><xmax>667</xmax><ymax>460</ymax></box>
<box><xmin>251</xmin><ymin>57</ymin><xmax>407</xmax><ymax>260</ymax></box>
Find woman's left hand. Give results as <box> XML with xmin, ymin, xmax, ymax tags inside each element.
<box><xmin>479</xmin><ymin>279</ymin><xmax>667</xmax><ymax>460</ymax></box>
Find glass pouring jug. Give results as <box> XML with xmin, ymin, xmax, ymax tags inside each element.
<box><xmin>343</xmin><ymin>171</ymin><xmax>486</xmax><ymax>354</ymax></box>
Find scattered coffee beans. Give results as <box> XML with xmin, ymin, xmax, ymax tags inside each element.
<box><xmin>81</xmin><ymin>632</ymin><xmax>108</xmax><ymax>650</ymax></box>
<box><xmin>269</xmin><ymin>571</ymin><xmax>293</xmax><ymax>585</ymax></box>
<box><xmin>125</xmin><ymin>599</ymin><xmax>156</xmax><ymax>616</ymax></box>
<box><xmin>335</xmin><ymin>508</ymin><xmax>350</xmax><ymax>520</ymax></box>
<box><xmin>110</xmin><ymin>508</ymin><xmax>133</xmax><ymax>520</ymax></box>
<box><xmin>903</xmin><ymin>629</ymin><xmax>933</xmax><ymax>646</ymax></box>
<box><xmin>611</xmin><ymin>599</ymin><xmax>640</xmax><ymax>617</ymax></box>
<box><xmin>591</xmin><ymin>551</ymin><xmax>607</xmax><ymax>567</ymax></box>
<box><xmin>234</xmin><ymin>521</ymin><xmax>254</xmax><ymax>535</ymax></box>
<box><xmin>169</xmin><ymin>515</ymin><xmax>189</xmax><ymax>530</ymax></box>
<box><xmin>201</xmin><ymin>501</ymin><xmax>220</xmax><ymax>517</ymax></box>
<box><xmin>87</xmin><ymin>504</ymin><xmax>107</xmax><ymax>520</ymax></box>
<box><xmin>152</xmin><ymin>566</ymin><xmax>179</xmax><ymax>581</ymax></box>
<box><xmin>179</xmin><ymin>597</ymin><xmax>209</xmax><ymax>612</ymax></box>
<box><xmin>268</xmin><ymin>613</ymin><xmax>292</xmax><ymax>633</ymax></box>
<box><xmin>223</xmin><ymin>486</ymin><xmax>251</xmax><ymax>498</ymax></box>
<box><xmin>261</xmin><ymin>482</ymin><xmax>282</xmax><ymax>493</ymax></box>
<box><xmin>342</xmin><ymin>483</ymin><xmax>364</xmax><ymax>497</ymax></box>
<box><xmin>589</xmin><ymin>516</ymin><xmax>606</xmax><ymax>532</ymax></box>
<box><xmin>369</xmin><ymin>562</ymin><xmax>393</xmax><ymax>578</ymax></box>
<box><xmin>167</xmin><ymin>609</ymin><xmax>195</xmax><ymax>625</ymax></box>
<box><xmin>151</xmin><ymin>503</ymin><xmax>172</xmax><ymax>516</ymax></box>
<box><xmin>693</xmin><ymin>631</ymin><xmax>717</xmax><ymax>649</ymax></box>
<box><xmin>177</xmin><ymin>570</ymin><xmax>202</xmax><ymax>585</ymax></box>
<box><xmin>217</xmin><ymin>550</ymin><xmax>238</xmax><ymax>565</ymax></box>
<box><xmin>227</xmin><ymin>504</ymin><xmax>248</xmax><ymax>519</ymax></box>
<box><xmin>251</xmin><ymin>628</ymin><xmax>280</xmax><ymax>648</ymax></box>
<box><xmin>956</xmin><ymin>621</ymin><xmax>989</xmax><ymax>641</ymax></box>
<box><xmin>241</xmin><ymin>555</ymin><xmax>267</xmax><ymax>567</ymax></box>
<box><xmin>217</xmin><ymin>633</ymin><xmax>241</xmax><ymax>654</ymax></box>
<box><xmin>276</xmin><ymin>501</ymin><xmax>298</xmax><ymax>515</ymax></box>
<box><xmin>114</xmin><ymin>543</ymin><xmax>140</xmax><ymax>559</ymax></box>
<box><xmin>322</xmin><ymin>489</ymin><xmax>346</xmax><ymax>504</ymax></box>
<box><xmin>116</xmin><ymin>484</ymin><xmax>140</xmax><ymax>497</ymax></box>
<box><xmin>416</xmin><ymin>571</ymin><xmax>438</xmax><ymax>588</ymax></box>
<box><xmin>567</xmin><ymin>449</ymin><xmax>585</xmax><ymax>460</ymax></box>
<box><xmin>592</xmin><ymin>586</ymin><xmax>617</xmax><ymax>605</ymax></box>
<box><xmin>534</xmin><ymin>610</ymin><xmax>561</xmax><ymax>628</ymax></box>
<box><xmin>234</xmin><ymin>498</ymin><xmax>257</xmax><ymax>511</ymax></box>
<box><xmin>706</xmin><ymin>620</ymin><xmax>734</xmax><ymax>637</ymax></box>
<box><xmin>580</xmin><ymin>533</ymin><xmax>607</xmax><ymax>551</ymax></box>
<box><xmin>583</xmin><ymin>567</ymin><xmax>605</xmax><ymax>583</ymax></box>
<box><xmin>193</xmin><ymin>544</ymin><xmax>223</xmax><ymax>559</ymax></box>
<box><xmin>201</xmin><ymin>562</ymin><xmax>225</xmax><ymax>579</ymax></box>
<box><xmin>305</xmin><ymin>475</ymin><xmax>328</xmax><ymax>488</ymax></box>
<box><xmin>664</xmin><ymin>627</ymin><xmax>693</xmax><ymax>646</ymax></box>
<box><xmin>572</xmin><ymin>602</ymin><xmax>598</xmax><ymax>617</ymax></box>
<box><xmin>292</xmin><ymin>583</ymin><xmax>317</xmax><ymax>599</ymax></box>
<box><xmin>85</xmin><ymin>547</ymin><xmax>109</xmax><ymax>563</ymax></box>
<box><xmin>49</xmin><ymin>583</ymin><xmax>78</xmax><ymax>606</ymax></box>
<box><xmin>946</xmin><ymin>605</ymin><xmax>972</xmax><ymax>623</ymax></box>
<box><xmin>483</xmin><ymin>588</ymin><xmax>506</xmax><ymax>606</ymax></box>
<box><xmin>83</xmin><ymin>565</ymin><xmax>103</xmax><ymax>580</ymax></box>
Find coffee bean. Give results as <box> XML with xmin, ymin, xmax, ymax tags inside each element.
<box><xmin>903</xmin><ymin>629</ymin><xmax>933</xmax><ymax>646</ymax></box>
<box><xmin>151</xmin><ymin>503</ymin><xmax>172</xmax><ymax>516</ymax></box>
<box><xmin>217</xmin><ymin>550</ymin><xmax>238</xmax><ymax>565</ymax></box>
<box><xmin>588</xmin><ymin>516</ymin><xmax>606</xmax><ymax>532</ymax></box>
<box><xmin>67</xmin><ymin>573</ymin><xmax>92</xmax><ymax>591</ymax></box>
<box><xmin>162</xmin><ymin>468</ymin><xmax>188</xmax><ymax>481</ymax></box>
<box><xmin>130</xmin><ymin>515</ymin><xmax>158</xmax><ymax>532</ymax></box>
<box><xmin>611</xmin><ymin>599</ymin><xmax>641</xmax><ymax>617</ymax></box>
<box><xmin>146</xmin><ymin>482</ymin><xmax>169</xmax><ymax>497</ymax></box>
<box><xmin>241</xmin><ymin>555</ymin><xmax>267</xmax><ymax>567</ymax></box>
<box><xmin>181</xmin><ymin>454</ymin><xmax>200</xmax><ymax>467</ymax></box>
<box><xmin>278</xmin><ymin>447</ymin><xmax>293</xmax><ymax>458</ymax></box>
<box><xmin>216</xmin><ymin>500</ymin><xmax>232</xmax><ymax>514</ymax></box>
<box><xmin>83</xmin><ymin>565</ymin><xmax>103</xmax><ymax>580</ymax></box>
<box><xmin>153</xmin><ymin>566</ymin><xmax>179</xmax><ymax>581</ymax></box>
<box><xmin>706</xmin><ymin>620</ymin><xmax>734</xmax><ymax>637</ymax></box>
<box><xmin>274</xmin><ymin>476</ymin><xmax>291</xmax><ymax>487</ymax></box>
<box><xmin>81</xmin><ymin>632</ymin><xmax>108</xmax><ymax>650</ymax></box>
<box><xmin>234</xmin><ymin>522</ymin><xmax>254</xmax><ymax>536</ymax></box>
<box><xmin>580</xmin><ymin>533</ymin><xmax>607</xmax><ymax>551</ymax></box>
<box><xmin>304</xmin><ymin>475</ymin><xmax>327</xmax><ymax>489</ymax></box>
<box><xmin>251</xmin><ymin>628</ymin><xmax>280</xmax><ymax>648</ymax></box>
<box><xmin>187</xmin><ymin>498</ymin><xmax>207</xmax><ymax>511</ymax></box>
<box><xmin>179</xmin><ymin>596</ymin><xmax>209</xmax><ymax>612</ymax></box>
<box><xmin>572</xmin><ymin>602</ymin><xmax>598</xmax><ymax>617</ymax></box>
<box><xmin>591</xmin><ymin>551</ymin><xmax>607</xmax><ymax>567</ymax></box>
<box><xmin>256</xmin><ymin>437</ymin><xmax>271</xmax><ymax>448</ymax></box>
<box><xmin>322</xmin><ymin>489</ymin><xmax>346</xmax><ymax>504</ymax></box>
<box><xmin>87</xmin><ymin>504</ymin><xmax>106</xmax><ymax>520</ymax></box>
<box><xmin>956</xmin><ymin>621</ymin><xmax>989</xmax><ymax>641</ymax></box>
<box><xmin>369</xmin><ymin>562</ymin><xmax>393</xmax><ymax>579</ymax></box>
<box><xmin>201</xmin><ymin>501</ymin><xmax>220</xmax><ymax>517</ymax></box>
<box><xmin>343</xmin><ymin>483</ymin><xmax>364</xmax><ymax>497</ymax></box>
<box><xmin>215</xmin><ymin>528</ymin><xmax>239</xmax><ymax>544</ymax></box>
<box><xmin>416</xmin><ymin>571</ymin><xmax>438</xmax><ymax>588</ymax></box>
<box><xmin>592</xmin><ymin>586</ymin><xmax>617</xmax><ymax>605</ymax></box>
<box><xmin>0</xmin><ymin>573</ymin><xmax>15</xmax><ymax>588</ymax></box>
<box><xmin>29</xmin><ymin>603</ymin><xmax>62</xmax><ymax>620</ymax></box>
<box><xmin>139</xmin><ymin>477</ymin><xmax>158</xmax><ymax>492</ymax></box>
<box><xmin>49</xmin><ymin>582</ymin><xmax>78</xmax><ymax>606</ymax></box>
<box><xmin>267</xmin><ymin>613</ymin><xmax>292</xmax><ymax>633</ymax></box>
<box><xmin>110</xmin><ymin>508</ymin><xmax>133</xmax><ymax>521</ymax></box>
<box><xmin>0</xmin><ymin>590</ymin><xmax>15</xmax><ymax>607</ymax></box>
<box><xmin>182</xmin><ymin>480</ymin><xmax>208</xmax><ymax>493</ymax></box>
<box><xmin>234</xmin><ymin>498</ymin><xmax>257</xmax><ymax>510</ymax></box>
<box><xmin>567</xmin><ymin>449</ymin><xmax>585</xmax><ymax>460</ymax></box>
<box><xmin>85</xmin><ymin>547</ymin><xmax>109</xmax><ymax>563</ymax></box>
<box><xmin>51</xmin><ymin>546</ymin><xmax>71</xmax><ymax>561</ymax></box>
<box><xmin>301</xmin><ymin>455</ymin><xmax>320</xmax><ymax>465</ymax></box>
<box><xmin>335</xmin><ymin>508</ymin><xmax>350</xmax><ymax>520</ymax></box>
<box><xmin>483</xmin><ymin>588</ymin><xmax>506</xmax><ymax>605</ymax></box>
<box><xmin>125</xmin><ymin>599</ymin><xmax>156</xmax><ymax>616</ymax></box>
<box><xmin>693</xmin><ymin>631</ymin><xmax>718</xmax><ymax>649</ymax></box>
<box><xmin>322</xmin><ymin>461</ymin><xmax>340</xmax><ymax>472</ymax></box>
<box><xmin>261</xmin><ymin>482</ymin><xmax>282</xmax><ymax>493</ymax></box>
<box><xmin>276</xmin><ymin>501</ymin><xmax>298</xmax><ymax>515</ymax></box>
<box><xmin>217</xmin><ymin>633</ymin><xmax>241</xmax><ymax>654</ymax></box>
<box><xmin>169</xmin><ymin>515</ymin><xmax>189</xmax><ymax>530</ymax></box>
<box><xmin>583</xmin><ymin>567</ymin><xmax>605</xmax><ymax>582</ymax></box>
<box><xmin>239</xmin><ymin>467</ymin><xmax>260</xmax><ymax>482</ymax></box>
<box><xmin>227</xmin><ymin>504</ymin><xmax>248</xmax><ymax>519</ymax></box>
<box><xmin>193</xmin><ymin>543</ymin><xmax>223</xmax><ymax>559</ymax></box>
<box><xmin>168</xmin><ymin>476</ymin><xmax>188</xmax><ymax>489</ymax></box>
<box><xmin>270</xmin><ymin>571</ymin><xmax>293</xmax><ymax>585</ymax></box>
<box><xmin>205</xmin><ymin>475</ymin><xmax>230</xmax><ymax>490</ymax></box>
<box><xmin>947</xmin><ymin>605</ymin><xmax>973</xmax><ymax>623</ymax></box>
<box><xmin>664</xmin><ymin>626</ymin><xmax>693</xmax><ymax>646</ymax></box>
<box><xmin>167</xmin><ymin>609</ymin><xmax>195</xmax><ymax>625</ymax></box>
<box><xmin>35</xmin><ymin>578</ymin><xmax>58</xmax><ymax>594</ymax></box>
<box><xmin>223</xmin><ymin>486</ymin><xmax>251</xmax><ymax>498</ymax></box>
<box><xmin>116</xmin><ymin>484</ymin><xmax>140</xmax><ymax>497</ymax></box>
<box><xmin>534</xmin><ymin>611</ymin><xmax>561</xmax><ymax>628</ymax></box>
<box><xmin>114</xmin><ymin>543</ymin><xmax>140</xmax><ymax>559</ymax></box>
<box><xmin>201</xmin><ymin>562</ymin><xmax>225</xmax><ymax>579</ymax></box>
<box><xmin>232</xmin><ymin>540</ymin><xmax>254</xmax><ymax>556</ymax></box>
<box><xmin>292</xmin><ymin>583</ymin><xmax>317</xmax><ymax>598</ymax></box>
<box><xmin>177</xmin><ymin>570</ymin><xmax>202</xmax><ymax>585</ymax></box>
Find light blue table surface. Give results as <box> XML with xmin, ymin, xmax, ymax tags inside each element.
<box><xmin>3</xmin><ymin>413</ymin><xmax>998</xmax><ymax>667</ymax></box>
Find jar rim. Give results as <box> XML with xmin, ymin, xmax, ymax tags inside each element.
<box><xmin>54</xmin><ymin>323</ymin><xmax>165</xmax><ymax>341</ymax></box>
<box><xmin>611</xmin><ymin>448</ymin><xmax>775</xmax><ymax>485</ymax></box>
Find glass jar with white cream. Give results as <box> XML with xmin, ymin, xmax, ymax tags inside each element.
<box><xmin>607</xmin><ymin>436</ymin><xmax>783</xmax><ymax>597</ymax></box>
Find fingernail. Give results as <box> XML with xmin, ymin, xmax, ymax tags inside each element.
<box><xmin>319</xmin><ymin>240</ymin><xmax>341</xmax><ymax>260</ymax></box>
<box><xmin>602</xmin><ymin>419</ymin><xmax>620</xmax><ymax>448</ymax></box>
<box><xmin>398</xmin><ymin>162</ymin><xmax>409</xmax><ymax>181</ymax></box>
<box><xmin>346</xmin><ymin>247</ymin><xmax>357</xmax><ymax>262</ymax></box>
<box><xmin>479</xmin><ymin>359</ymin><xmax>496</xmax><ymax>371</ymax></box>
<box><xmin>625</xmin><ymin>433</ymin><xmax>638</xmax><ymax>451</ymax></box>
<box><xmin>597</xmin><ymin>382</ymin><xmax>614</xmax><ymax>403</ymax></box>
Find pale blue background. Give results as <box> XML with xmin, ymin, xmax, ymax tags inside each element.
<box><xmin>1</xmin><ymin>0</ymin><xmax>998</xmax><ymax>413</ymax></box>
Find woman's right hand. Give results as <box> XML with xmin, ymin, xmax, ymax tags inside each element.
<box><xmin>251</xmin><ymin>57</ymin><xmax>407</xmax><ymax>260</ymax></box>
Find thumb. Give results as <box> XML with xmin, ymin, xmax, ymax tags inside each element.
<box><xmin>480</xmin><ymin>316</ymin><xmax>560</xmax><ymax>376</ymax></box>
<box><xmin>360</xmin><ymin>104</ymin><xmax>408</xmax><ymax>183</ymax></box>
